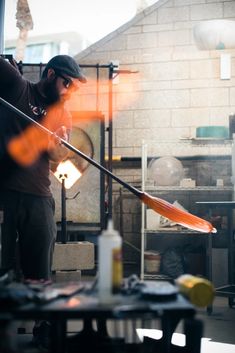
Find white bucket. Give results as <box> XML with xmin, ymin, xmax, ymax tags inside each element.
<box><xmin>144</xmin><ymin>251</ymin><xmax>161</xmax><ymax>274</ymax></box>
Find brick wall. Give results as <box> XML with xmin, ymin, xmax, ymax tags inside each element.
<box><xmin>73</xmin><ymin>0</ymin><xmax>235</xmax><ymax>159</ymax></box>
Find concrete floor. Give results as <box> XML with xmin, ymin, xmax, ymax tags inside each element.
<box><xmin>174</xmin><ymin>296</ymin><xmax>235</xmax><ymax>352</ymax></box>
<box><xmin>196</xmin><ymin>296</ymin><xmax>235</xmax><ymax>349</ymax></box>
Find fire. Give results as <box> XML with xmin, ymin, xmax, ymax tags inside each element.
<box><xmin>66</xmin><ymin>297</ymin><xmax>81</xmax><ymax>307</ymax></box>
<box><xmin>53</xmin><ymin>160</ymin><xmax>82</xmax><ymax>189</ymax></box>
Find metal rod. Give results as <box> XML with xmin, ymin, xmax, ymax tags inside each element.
<box><xmin>108</xmin><ymin>63</ymin><xmax>114</xmax><ymax>219</ymax></box>
<box><xmin>61</xmin><ymin>176</ymin><xmax>67</xmax><ymax>244</ymax></box>
<box><xmin>0</xmin><ymin>0</ymin><xmax>5</xmax><ymax>54</ymax></box>
<box><xmin>11</xmin><ymin>62</ymin><xmax>119</xmax><ymax>69</ymax></box>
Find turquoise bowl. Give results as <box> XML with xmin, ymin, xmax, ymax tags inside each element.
<box><xmin>196</xmin><ymin>126</ymin><xmax>229</xmax><ymax>139</ymax></box>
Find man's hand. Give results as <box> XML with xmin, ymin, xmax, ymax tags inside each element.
<box><xmin>48</xmin><ymin>126</ymin><xmax>69</xmax><ymax>162</ymax></box>
<box><xmin>48</xmin><ymin>126</ymin><xmax>68</xmax><ymax>149</ymax></box>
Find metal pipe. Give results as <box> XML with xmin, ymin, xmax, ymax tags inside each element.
<box><xmin>0</xmin><ymin>0</ymin><xmax>5</xmax><ymax>53</ymax></box>
<box><xmin>61</xmin><ymin>176</ymin><xmax>67</xmax><ymax>244</ymax></box>
<box><xmin>108</xmin><ymin>63</ymin><xmax>114</xmax><ymax>219</ymax></box>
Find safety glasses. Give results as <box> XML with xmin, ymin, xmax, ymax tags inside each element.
<box><xmin>55</xmin><ymin>71</ymin><xmax>79</xmax><ymax>90</ymax></box>
<box><xmin>57</xmin><ymin>73</ymin><xmax>72</xmax><ymax>89</ymax></box>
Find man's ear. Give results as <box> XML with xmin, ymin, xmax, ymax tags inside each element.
<box><xmin>47</xmin><ymin>68</ymin><xmax>56</xmax><ymax>80</ymax></box>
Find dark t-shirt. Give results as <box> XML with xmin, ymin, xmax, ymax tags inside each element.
<box><xmin>0</xmin><ymin>57</ymin><xmax>71</xmax><ymax>196</ymax></box>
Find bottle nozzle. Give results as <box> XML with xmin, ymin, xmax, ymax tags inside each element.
<box><xmin>102</xmin><ymin>218</ymin><xmax>119</xmax><ymax>237</ymax></box>
<box><xmin>107</xmin><ymin>218</ymin><xmax>113</xmax><ymax>231</ymax></box>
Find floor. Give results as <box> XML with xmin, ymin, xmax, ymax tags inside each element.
<box><xmin>2</xmin><ymin>293</ymin><xmax>233</xmax><ymax>353</ymax></box>
<box><xmin>138</xmin><ymin>296</ymin><xmax>235</xmax><ymax>353</ymax></box>
<box><xmin>197</xmin><ymin>297</ymin><xmax>235</xmax><ymax>345</ymax></box>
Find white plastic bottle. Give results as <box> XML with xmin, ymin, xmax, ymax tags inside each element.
<box><xmin>98</xmin><ymin>219</ymin><xmax>123</xmax><ymax>303</ymax></box>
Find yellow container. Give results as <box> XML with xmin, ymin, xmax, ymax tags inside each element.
<box><xmin>175</xmin><ymin>274</ymin><xmax>215</xmax><ymax>307</ymax></box>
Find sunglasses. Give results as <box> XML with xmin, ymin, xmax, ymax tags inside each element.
<box><xmin>54</xmin><ymin>69</ymin><xmax>80</xmax><ymax>90</ymax></box>
<box><xmin>56</xmin><ymin>73</ymin><xmax>73</xmax><ymax>89</ymax></box>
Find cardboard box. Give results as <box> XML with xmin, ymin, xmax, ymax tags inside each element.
<box><xmin>180</xmin><ymin>178</ymin><xmax>196</xmax><ymax>188</ymax></box>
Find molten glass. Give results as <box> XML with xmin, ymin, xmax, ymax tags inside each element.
<box><xmin>141</xmin><ymin>192</ymin><xmax>216</xmax><ymax>233</ymax></box>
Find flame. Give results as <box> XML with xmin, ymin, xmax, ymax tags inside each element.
<box><xmin>66</xmin><ymin>297</ymin><xmax>81</xmax><ymax>307</ymax></box>
<box><xmin>53</xmin><ymin>160</ymin><xmax>82</xmax><ymax>189</ymax></box>
<box><xmin>141</xmin><ymin>192</ymin><xmax>216</xmax><ymax>233</ymax></box>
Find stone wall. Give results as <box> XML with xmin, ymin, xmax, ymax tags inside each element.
<box><xmin>73</xmin><ymin>0</ymin><xmax>235</xmax><ymax>159</ymax></box>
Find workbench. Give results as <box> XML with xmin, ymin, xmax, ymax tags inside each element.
<box><xmin>0</xmin><ymin>279</ymin><xmax>203</xmax><ymax>353</ymax></box>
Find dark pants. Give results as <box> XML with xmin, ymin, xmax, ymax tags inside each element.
<box><xmin>0</xmin><ymin>190</ymin><xmax>56</xmax><ymax>280</ymax></box>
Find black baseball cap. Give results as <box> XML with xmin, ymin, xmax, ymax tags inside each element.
<box><xmin>42</xmin><ymin>55</ymin><xmax>87</xmax><ymax>83</ymax></box>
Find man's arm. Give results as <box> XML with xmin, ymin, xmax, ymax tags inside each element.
<box><xmin>0</xmin><ymin>56</ymin><xmax>22</xmax><ymax>95</ymax></box>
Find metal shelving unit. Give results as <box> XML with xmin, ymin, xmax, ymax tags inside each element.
<box><xmin>140</xmin><ymin>143</ymin><xmax>233</xmax><ymax>281</ymax></box>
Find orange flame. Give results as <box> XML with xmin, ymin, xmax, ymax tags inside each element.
<box><xmin>141</xmin><ymin>192</ymin><xmax>216</xmax><ymax>233</ymax></box>
<box><xmin>53</xmin><ymin>160</ymin><xmax>82</xmax><ymax>189</ymax></box>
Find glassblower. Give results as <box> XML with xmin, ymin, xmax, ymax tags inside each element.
<box><xmin>0</xmin><ymin>96</ymin><xmax>216</xmax><ymax>234</ymax></box>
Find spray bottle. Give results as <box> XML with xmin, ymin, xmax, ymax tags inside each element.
<box><xmin>98</xmin><ymin>219</ymin><xmax>123</xmax><ymax>302</ymax></box>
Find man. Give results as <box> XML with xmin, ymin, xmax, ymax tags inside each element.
<box><xmin>0</xmin><ymin>54</ymin><xmax>86</xmax><ymax>349</ymax></box>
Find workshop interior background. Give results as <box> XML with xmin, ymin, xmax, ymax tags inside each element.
<box><xmin>3</xmin><ymin>0</ymin><xmax>235</xmax><ymax>283</ymax></box>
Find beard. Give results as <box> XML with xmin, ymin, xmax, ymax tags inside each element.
<box><xmin>43</xmin><ymin>77</ymin><xmax>60</xmax><ymax>105</ymax></box>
